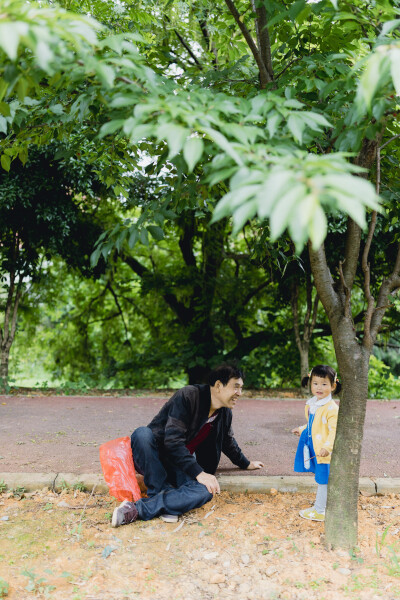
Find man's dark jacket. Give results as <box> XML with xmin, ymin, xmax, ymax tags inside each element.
<box><xmin>147</xmin><ymin>384</ymin><xmax>250</xmax><ymax>479</ymax></box>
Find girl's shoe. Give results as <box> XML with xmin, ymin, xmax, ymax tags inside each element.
<box><xmin>299</xmin><ymin>507</ymin><xmax>325</xmax><ymax>522</ymax></box>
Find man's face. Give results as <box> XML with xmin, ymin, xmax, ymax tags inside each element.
<box><xmin>216</xmin><ymin>377</ymin><xmax>243</xmax><ymax>409</ymax></box>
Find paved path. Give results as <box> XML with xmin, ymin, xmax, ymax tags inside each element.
<box><xmin>0</xmin><ymin>394</ymin><xmax>398</xmax><ymax>477</ymax></box>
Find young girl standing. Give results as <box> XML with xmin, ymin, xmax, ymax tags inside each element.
<box><xmin>292</xmin><ymin>365</ymin><xmax>341</xmax><ymax>522</ymax></box>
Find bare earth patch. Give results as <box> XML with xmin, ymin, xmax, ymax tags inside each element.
<box><xmin>0</xmin><ymin>488</ymin><xmax>400</xmax><ymax>600</ymax></box>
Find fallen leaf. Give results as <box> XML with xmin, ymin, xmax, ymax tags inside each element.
<box><xmin>102</xmin><ymin>545</ymin><xmax>117</xmax><ymax>558</ymax></box>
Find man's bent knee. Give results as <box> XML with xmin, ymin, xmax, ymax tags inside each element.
<box><xmin>192</xmin><ymin>481</ymin><xmax>213</xmax><ymax>504</ymax></box>
<box><xmin>131</xmin><ymin>426</ymin><xmax>155</xmax><ymax>448</ymax></box>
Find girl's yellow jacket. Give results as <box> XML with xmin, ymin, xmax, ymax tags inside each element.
<box><xmin>298</xmin><ymin>400</ymin><xmax>339</xmax><ymax>464</ymax></box>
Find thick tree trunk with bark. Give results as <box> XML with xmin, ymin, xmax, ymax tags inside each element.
<box><xmin>299</xmin><ymin>346</ymin><xmax>309</xmax><ymax>381</ymax></box>
<box><xmin>0</xmin><ymin>263</ymin><xmax>23</xmax><ymax>386</ymax></box>
<box><xmin>325</xmin><ymin>322</ymin><xmax>370</xmax><ymax>548</ymax></box>
<box><xmin>0</xmin><ymin>350</ymin><xmax>9</xmax><ymax>380</ymax></box>
<box><xmin>307</xmin><ymin>135</ymin><xmax>394</xmax><ymax>549</ymax></box>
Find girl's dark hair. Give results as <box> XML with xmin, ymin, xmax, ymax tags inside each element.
<box><xmin>208</xmin><ymin>363</ymin><xmax>244</xmax><ymax>386</ymax></box>
<box><xmin>301</xmin><ymin>364</ymin><xmax>342</xmax><ymax>395</ymax></box>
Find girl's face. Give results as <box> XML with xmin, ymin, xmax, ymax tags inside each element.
<box><xmin>311</xmin><ymin>375</ymin><xmax>336</xmax><ymax>400</ymax></box>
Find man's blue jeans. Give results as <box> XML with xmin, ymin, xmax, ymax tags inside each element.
<box><xmin>131</xmin><ymin>426</ymin><xmax>213</xmax><ymax>521</ymax></box>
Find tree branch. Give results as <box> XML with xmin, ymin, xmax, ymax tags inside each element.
<box><xmin>197</xmin><ymin>13</ymin><xmax>218</xmax><ymax>68</ymax></box>
<box><xmin>251</xmin><ymin>0</ymin><xmax>274</xmax><ymax>79</ymax></box>
<box><xmin>241</xmin><ymin>280</ymin><xmax>270</xmax><ymax>306</ymax></box>
<box><xmin>309</xmin><ymin>243</ymin><xmax>340</xmax><ymax>319</ymax></box>
<box><xmin>173</xmin><ymin>28</ymin><xmax>203</xmax><ymax>69</ymax></box>
<box><xmin>106</xmin><ymin>283</ymin><xmax>131</xmax><ymax>346</ymax></box>
<box><xmin>338</xmin><ymin>260</ymin><xmax>351</xmax><ymax>319</ymax></box>
<box><xmin>121</xmin><ymin>253</ymin><xmax>192</xmax><ymax>325</ymax></box>
<box><xmin>370</xmin><ymin>243</ymin><xmax>400</xmax><ymax>341</ymax></box>
<box><xmin>291</xmin><ymin>283</ymin><xmax>302</xmax><ymax>350</ymax></box>
<box><xmin>342</xmin><ymin>218</ymin><xmax>362</xmax><ymax>290</ymax></box>
<box><xmin>224</xmin><ymin>0</ymin><xmax>271</xmax><ymax>87</ymax></box>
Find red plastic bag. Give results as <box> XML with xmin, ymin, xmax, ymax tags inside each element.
<box><xmin>99</xmin><ymin>436</ymin><xmax>142</xmax><ymax>502</ymax></box>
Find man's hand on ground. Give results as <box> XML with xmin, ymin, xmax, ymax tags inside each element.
<box><xmin>247</xmin><ymin>461</ymin><xmax>264</xmax><ymax>470</ymax></box>
<box><xmin>196</xmin><ymin>472</ymin><xmax>220</xmax><ymax>494</ymax></box>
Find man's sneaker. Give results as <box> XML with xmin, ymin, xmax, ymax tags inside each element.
<box><xmin>111</xmin><ymin>500</ymin><xmax>139</xmax><ymax>527</ymax></box>
<box><xmin>299</xmin><ymin>507</ymin><xmax>325</xmax><ymax>522</ymax></box>
<box><xmin>160</xmin><ymin>514</ymin><xmax>179</xmax><ymax>523</ymax></box>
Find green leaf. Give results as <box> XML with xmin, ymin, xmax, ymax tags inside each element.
<box><xmin>232</xmin><ymin>200</ymin><xmax>258</xmax><ymax>234</ymax></box>
<box><xmin>35</xmin><ymin>41</ymin><xmax>54</xmax><ymax>71</ymax></box>
<box><xmin>128</xmin><ymin>228</ymin><xmax>138</xmax><ymax>248</ymax></box>
<box><xmin>202</xmin><ymin>127</ymin><xmax>243</xmax><ymax>166</ymax></box>
<box><xmin>99</xmin><ymin>120</ymin><xmax>124</xmax><ymax>138</ymax></box>
<box><xmin>110</xmin><ymin>95</ymin><xmax>137</xmax><ymax>108</ymax></box>
<box><xmin>267</xmin><ymin>113</ymin><xmax>282</xmax><ymax>138</ymax></box>
<box><xmin>308</xmin><ymin>205</ymin><xmax>327</xmax><ymax>250</ymax></box>
<box><xmin>95</xmin><ymin>63</ymin><xmax>115</xmax><ymax>88</ymax></box>
<box><xmin>390</xmin><ymin>48</ymin><xmax>400</xmax><ymax>96</ymax></box>
<box><xmin>147</xmin><ymin>225</ymin><xmax>164</xmax><ymax>241</ymax></box>
<box><xmin>287</xmin><ymin>113</ymin><xmax>306</xmax><ymax>144</ymax></box>
<box><xmin>0</xmin><ymin>22</ymin><xmax>28</xmax><ymax>60</ymax></box>
<box><xmin>211</xmin><ymin>184</ymin><xmax>258</xmax><ymax>223</ymax></box>
<box><xmin>1</xmin><ymin>154</ymin><xmax>10</xmax><ymax>172</ymax></box>
<box><xmin>139</xmin><ymin>228</ymin><xmax>149</xmax><ymax>245</ymax></box>
<box><xmin>256</xmin><ymin>171</ymin><xmax>292</xmax><ymax>218</ymax></box>
<box><xmin>359</xmin><ymin>53</ymin><xmax>387</xmax><ymax>110</ymax></box>
<box><xmin>0</xmin><ymin>116</ymin><xmax>7</xmax><ymax>134</ymax></box>
<box><xmin>90</xmin><ymin>246</ymin><xmax>102</xmax><ymax>267</ymax></box>
<box><xmin>157</xmin><ymin>123</ymin><xmax>188</xmax><ymax>159</ymax></box>
<box><xmin>270</xmin><ymin>184</ymin><xmax>307</xmax><ymax>240</ymax></box>
<box><xmin>50</xmin><ymin>104</ymin><xmax>64</xmax><ymax>115</ymax></box>
<box><xmin>380</xmin><ymin>19</ymin><xmax>400</xmax><ymax>38</ymax></box>
<box><xmin>302</xmin><ymin>112</ymin><xmax>332</xmax><ymax>130</ymax></box>
<box><xmin>129</xmin><ymin>124</ymin><xmax>154</xmax><ymax>144</ymax></box>
<box><xmin>183</xmin><ymin>137</ymin><xmax>204</xmax><ymax>172</ymax></box>
<box><xmin>284</xmin><ymin>99</ymin><xmax>305</xmax><ymax>109</ymax></box>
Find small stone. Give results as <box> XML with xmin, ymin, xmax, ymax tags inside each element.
<box><xmin>265</xmin><ymin>566</ymin><xmax>278</xmax><ymax>577</ymax></box>
<box><xmin>1</xmin><ymin>516</ymin><xmax>9</xmax><ymax>521</ymax></box>
<box><xmin>203</xmin><ymin>551</ymin><xmax>219</xmax><ymax>560</ymax></box>
<box><xmin>222</xmin><ymin>560</ymin><xmax>231</xmax><ymax>568</ymax></box>
<box><xmin>241</xmin><ymin>554</ymin><xmax>250</xmax><ymax>565</ymax></box>
<box><xmin>337</xmin><ymin>568</ymin><xmax>351</xmax><ymax>575</ymax></box>
<box><xmin>57</xmin><ymin>500</ymin><xmax>71</xmax><ymax>508</ymax></box>
<box><xmin>209</xmin><ymin>572</ymin><xmax>226</xmax><ymax>584</ymax></box>
<box><xmin>270</xmin><ymin>488</ymin><xmax>278</xmax><ymax>496</ymax></box>
<box><xmin>239</xmin><ymin>582</ymin><xmax>251</xmax><ymax>593</ymax></box>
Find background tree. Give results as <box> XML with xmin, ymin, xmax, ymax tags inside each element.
<box><xmin>0</xmin><ymin>144</ymin><xmax>106</xmax><ymax>381</ymax></box>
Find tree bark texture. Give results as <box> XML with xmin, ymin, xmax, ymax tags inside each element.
<box><xmin>325</xmin><ymin>327</ymin><xmax>370</xmax><ymax>549</ymax></box>
<box><xmin>224</xmin><ymin>0</ymin><xmax>273</xmax><ymax>87</ymax></box>
<box><xmin>309</xmin><ymin>243</ymin><xmax>369</xmax><ymax>549</ymax></box>
<box><xmin>0</xmin><ymin>265</ymin><xmax>22</xmax><ymax>383</ymax></box>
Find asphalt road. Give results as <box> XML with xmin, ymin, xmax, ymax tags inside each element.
<box><xmin>0</xmin><ymin>394</ymin><xmax>398</xmax><ymax>477</ymax></box>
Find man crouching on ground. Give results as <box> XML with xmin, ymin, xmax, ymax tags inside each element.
<box><xmin>112</xmin><ymin>363</ymin><xmax>264</xmax><ymax>527</ymax></box>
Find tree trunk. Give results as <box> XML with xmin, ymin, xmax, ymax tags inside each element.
<box><xmin>0</xmin><ymin>349</ymin><xmax>9</xmax><ymax>381</ymax></box>
<box><xmin>325</xmin><ymin>338</ymin><xmax>370</xmax><ymax>549</ymax></box>
<box><xmin>299</xmin><ymin>344</ymin><xmax>309</xmax><ymax>380</ymax></box>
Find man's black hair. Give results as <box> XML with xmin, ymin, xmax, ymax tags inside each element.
<box><xmin>207</xmin><ymin>363</ymin><xmax>244</xmax><ymax>387</ymax></box>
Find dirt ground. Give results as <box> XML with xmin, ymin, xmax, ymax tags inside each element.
<box><xmin>1</xmin><ymin>487</ymin><xmax>400</xmax><ymax>600</ymax></box>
